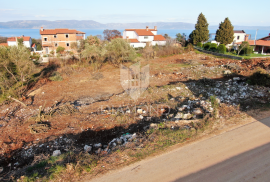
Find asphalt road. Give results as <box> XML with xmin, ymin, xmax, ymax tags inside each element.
<box><xmin>87</xmin><ymin>117</ymin><xmax>270</xmax><ymax>182</ymax></box>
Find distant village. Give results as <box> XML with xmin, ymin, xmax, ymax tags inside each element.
<box><xmin>0</xmin><ymin>25</ymin><xmax>269</xmax><ymax>60</ymax></box>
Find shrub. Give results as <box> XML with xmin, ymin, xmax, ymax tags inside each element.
<box><xmin>106</xmin><ymin>38</ymin><xmax>137</xmax><ymax>66</ymax></box>
<box><xmin>185</xmin><ymin>43</ymin><xmax>194</xmax><ymax>52</ymax></box>
<box><xmin>56</xmin><ymin>46</ymin><xmax>65</xmax><ymax>54</ymax></box>
<box><xmin>203</xmin><ymin>42</ymin><xmax>211</xmax><ymax>50</ymax></box>
<box><xmin>217</xmin><ymin>44</ymin><xmax>226</xmax><ymax>53</ymax></box>
<box><xmin>196</xmin><ymin>42</ymin><xmax>203</xmax><ymax>48</ymax></box>
<box><xmin>49</xmin><ymin>72</ymin><xmax>63</xmax><ymax>81</ymax></box>
<box><xmin>209</xmin><ymin>43</ymin><xmax>217</xmax><ymax>51</ymax></box>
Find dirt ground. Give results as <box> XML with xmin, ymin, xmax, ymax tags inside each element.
<box><xmin>0</xmin><ymin>51</ymin><xmax>270</xmax><ymax>180</ymax></box>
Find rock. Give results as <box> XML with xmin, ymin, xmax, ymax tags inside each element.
<box><xmin>126</xmin><ymin>109</ymin><xmax>131</xmax><ymax>114</ymax></box>
<box><xmin>174</xmin><ymin>112</ymin><xmax>183</xmax><ymax>119</ymax></box>
<box><xmin>0</xmin><ymin>167</ymin><xmax>3</xmax><ymax>173</ymax></box>
<box><xmin>137</xmin><ymin>109</ymin><xmax>143</xmax><ymax>114</ymax></box>
<box><xmin>183</xmin><ymin>113</ymin><xmax>192</xmax><ymax>120</ymax></box>
<box><xmin>116</xmin><ymin>139</ymin><xmax>122</xmax><ymax>145</ymax></box>
<box><xmin>176</xmin><ymin>87</ymin><xmax>181</xmax><ymax>90</ymax></box>
<box><xmin>139</xmin><ymin>115</ymin><xmax>144</xmax><ymax>119</ymax></box>
<box><xmin>52</xmin><ymin>150</ymin><xmax>61</xmax><ymax>157</ymax></box>
<box><xmin>193</xmin><ymin>108</ymin><xmax>203</xmax><ymax>115</ymax></box>
<box><xmin>233</xmin><ymin>77</ymin><xmax>240</xmax><ymax>81</ymax></box>
<box><xmin>94</xmin><ymin>143</ymin><xmax>102</xmax><ymax>148</ymax></box>
<box><xmin>149</xmin><ymin>123</ymin><xmax>158</xmax><ymax>129</ymax></box>
<box><xmin>215</xmin><ymin>98</ymin><xmax>221</xmax><ymax>104</ymax></box>
<box><xmin>84</xmin><ymin>145</ymin><xmax>92</xmax><ymax>152</ymax></box>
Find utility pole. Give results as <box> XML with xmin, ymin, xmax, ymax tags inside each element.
<box><xmin>254</xmin><ymin>29</ymin><xmax>258</xmax><ymax>46</ymax></box>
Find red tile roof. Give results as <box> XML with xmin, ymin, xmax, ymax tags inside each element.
<box><xmin>125</xmin><ymin>29</ymin><xmax>157</xmax><ymax>31</ymax></box>
<box><xmin>7</xmin><ymin>36</ymin><xmax>31</xmax><ymax>42</ymax></box>
<box><xmin>234</xmin><ymin>30</ymin><xmax>245</xmax><ymax>33</ymax></box>
<box><xmin>0</xmin><ymin>43</ymin><xmax>8</xmax><ymax>47</ymax></box>
<box><xmin>40</xmin><ymin>28</ymin><xmax>85</xmax><ymax>35</ymax></box>
<box><xmin>134</xmin><ymin>29</ymin><xmax>154</xmax><ymax>36</ymax></box>
<box><xmin>154</xmin><ymin>35</ymin><xmax>166</xmax><ymax>41</ymax></box>
<box><xmin>32</xmin><ymin>43</ymin><xmax>36</xmax><ymax>48</ymax></box>
<box><xmin>235</xmin><ymin>40</ymin><xmax>270</xmax><ymax>46</ymax></box>
<box><xmin>128</xmin><ymin>39</ymin><xmax>140</xmax><ymax>43</ymax></box>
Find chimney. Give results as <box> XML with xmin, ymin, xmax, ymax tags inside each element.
<box><xmin>146</xmin><ymin>26</ymin><xmax>149</xmax><ymax>31</ymax></box>
<box><xmin>154</xmin><ymin>26</ymin><xmax>157</xmax><ymax>30</ymax></box>
<box><xmin>40</xmin><ymin>27</ymin><xmax>44</xmax><ymax>31</ymax></box>
<box><xmin>244</xmin><ymin>35</ymin><xmax>249</xmax><ymax>41</ymax></box>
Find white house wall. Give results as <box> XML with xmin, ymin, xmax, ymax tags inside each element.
<box><xmin>151</xmin><ymin>31</ymin><xmax>157</xmax><ymax>35</ymax></box>
<box><xmin>137</xmin><ymin>35</ymin><xmax>154</xmax><ymax>42</ymax></box>
<box><xmin>124</xmin><ymin>31</ymin><xmax>137</xmax><ymax>39</ymax></box>
<box><xmin>152</xmin><ymin>41</ymin><xmax>166</xmax><ymax>46</ymax></box>
<box><xmin>7</xmin><ymin>41</ymin><xmax>17</xmax><ymax>46</ymax></box>
<box><xmin>130</xmin><ymin>42</ymin><xmax>146</xmax><ymax>48</ymax></box>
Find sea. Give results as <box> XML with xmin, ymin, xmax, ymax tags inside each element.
<box><xmin>0</xmin><ymin>29</ymin><xmax>269</xmax><ymax>40</ymax></box>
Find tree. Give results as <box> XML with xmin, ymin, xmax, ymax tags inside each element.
<box><xmin>17</xmin><ymin>38</ymin><xmax>24</xmax><ymax>47</ymax></box>
<box><xmin>189</xmin><ymin>13</ymin><xmax>209</xmax><ymax>44</ymax></box>
<box><xmin>237</xmin><ymin>41</ymin><xmax>249</xmax><ymax>55</ymax></box>
<box><xmin>86</xmin><ymin>35</ymin><xmax>100</xmax><ymax>46</ymax></box>
<box><xmin>56</xmin><ymin>46</ymin><xmax>65</xmax><ymax>55</ymax></box>
<box><xmin>176</xmin><ymin>33</ymin><xmax>186</xmax><ymax>45</ymax></box>
<box><xmin>215</xmin><ymin>17</ymin><xmax>234</xmax><ymax>45</ymax></box>
<box><xmin>0</xmin><ymin>46</ymin><xmax>36</xmax><ymax>99</ymax></box>
<box><xmin>106</xmin><ymin>38</ymin><xmax>137</xmax><ymax>66</ymax></box>
<box><xmin>103</xmin><ymin>29</ymin><xmax>121</xmax><ymax>41</ymax></box>
<box><xmin>164</xmin><ymin>34</ymin><xmax>170</xmax><ymax>39</ymax></box>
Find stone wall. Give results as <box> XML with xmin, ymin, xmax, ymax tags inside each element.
<box><xmin>195</xmin><ymin>47</ymin><xmax>242</xmax><ymax>60</ymax></box>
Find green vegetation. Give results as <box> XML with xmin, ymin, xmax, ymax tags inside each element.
<box><xmin>215</xmin><ymin>17</ymin><xmax>234</xmax><ymax>45</ymax></box>
<box><xmin>49</xmin><ymin>71</ymin><xmax>63</xmax><ymax>81</ymax></box>
<box><xmin>196</xmin><ymin>42</ymin><xmax>203</xmax><ymax>48</ymax></box>
<box><xmin>217</xmin><ymin>44</ymin><xmax>226</xmax><ymax>53</ymax></box>
<box><xmin>56</xmin><ymin>46</ymin><xmax>65</xmax><ymax>55</ymax></box>
<box><xmin>189</xmin><ymin>13</ymin><xmax>209</xmax><ymax>45</ymax></box>
<box><xmin>0</xmin><ymin>46</ymin><xmax>36</xmax><ymax>101</ymax></box>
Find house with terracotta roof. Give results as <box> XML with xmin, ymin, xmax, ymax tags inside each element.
<box><xmin>123</xmin><ymin>26</ymin><xmax>166</xmax><ymax>48</ymax></box>
<box><xmin>209</xmin><ymin>30</ymin><xmax>249</xmax><ymax>46</ymax></box>
<box><xmin>39</xmin><ymin>27</ymin><xmax>86</xmax><ymax>54</ymax></box>
<box><xmin>0</xmin><ymin>43</ymin><xmax>8</xmax><ymax>47</ymax></box>
<box><xmin>7</xmin><ymin>36</ymin><xmax>32</xmax><ymax>48</ymax></box>
<box><xmin>235</xmin><ymin>34</ymin><xmax>270</xmax><ymax>54</ymax></box>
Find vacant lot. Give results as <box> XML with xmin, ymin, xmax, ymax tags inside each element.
<box><xmin>1</xmin><ymin>51</ymin><xmax>270</xmax><ymax>181</ymax></box>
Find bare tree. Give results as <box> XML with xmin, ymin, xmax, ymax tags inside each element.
<box><xmin>103</xmin><ymin>29</ymin><xmax>121</xmax><ymax>41</ymax></box>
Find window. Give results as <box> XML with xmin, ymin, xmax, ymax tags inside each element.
<box><xmin>144</xmin><ymin>36</ymin><xmax>148</xmax><ymax>39</ymax></box>
<box><xmin>66</xmin><ymin>34</ymin><xmax>69</xmax><ymax>38</ymax></box>
<box><xmin>44</xmin><ymin>37</ymin><xmax>47</xmax><ymax>41</ymax></box>
<box><xmin>55</xmin><ymin>43</ymin><xmax>58</xmax><ymax>47</ymax></box>
<box><xmin>54</xmin><ymin>35</ymin><xmax>57</xmax><ymax>38</ymax></box>
<box><xmin>66</xmin><ymin>43</ymin><xmax>70</xmax><ymax>47</ymax></box>
<box><xmin>237</xmin><ymin>36</ymin><xmax>240</xmax><ymax>40</ymax></box>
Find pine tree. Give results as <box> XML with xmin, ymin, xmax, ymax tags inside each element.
<box><xmin>215</xmin><ymin>17</ymin><xmax>234</xmax><ymax>45</ymax></box>
<box><xmin>190</xmin><ymin>13</ymin><xmax>209</xmax><ymax>44</ymax></box>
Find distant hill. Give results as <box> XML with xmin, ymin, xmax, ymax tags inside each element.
<box><xmin>0</xmin><ymin>20</ymin><xmax>269</xmax><ymax>30</ymax></box>
<box><xmin>0</xmin><ymin>20</ymin><xmax>194</xmax><ymax>29</ymax></box>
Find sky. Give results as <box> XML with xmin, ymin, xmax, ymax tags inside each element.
<box><xmin>1</xmin><ymin>0</ymin><xmax>270</xmax><ymax>26</ymax></box>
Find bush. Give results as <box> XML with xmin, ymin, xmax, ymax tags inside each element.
<box><xmin>49</xmin><ymin>72</ymin><xmax>63</xmax><ymax>81</ymax></box>
<box><xmin>196</xmin><ymin>42</ymin><xmax>203</xmax><ymax>48</ymax></box>
<box><xmin>185</xmin><ymin>43</ymin><xmax>194</xmax><ymax>52</ymax></box>
<box><xmin>203</xmin><ymin>42</ymin><xmax>211</xmax><ymax>50</ymax></box>
<box><xmin>209</xmin><ymin>43</ymin><xmax>217</xmax><ymax>51</ymax></box>
<box><xmin>56</xmin><ymin>46</ymin><xmax>65</xmax><ymax>54</ymax></box>
<box><xmin>217</xmin><ymin>44</ymin><xmax>226</xmax><ymax>54</ymax></box>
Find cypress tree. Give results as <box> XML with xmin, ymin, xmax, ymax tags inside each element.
<box><xmin>190</xmin><ymin>13</ymin><xmax>209</xmax><ymax>44</ymax></box>
<box><xmin>215</xmin><ymin>17</ymin><xmax>234</xmax><ymax>45</ymax></box>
